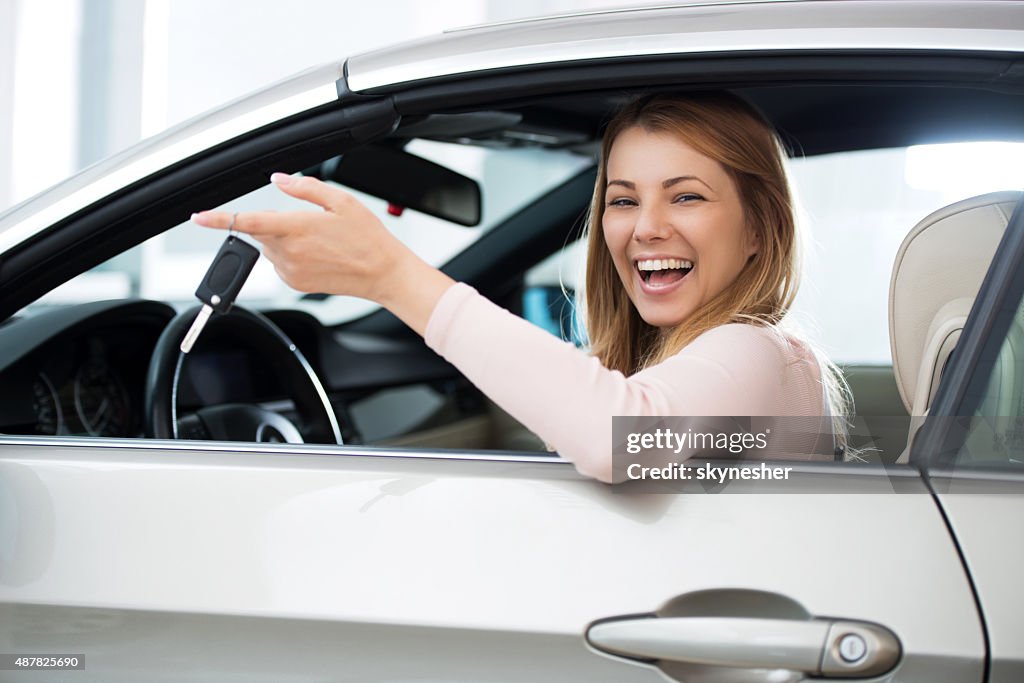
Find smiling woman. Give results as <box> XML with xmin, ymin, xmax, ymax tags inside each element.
<box><xmin>193</xmin><ymin>92</ymin><xmax>844</xmax><ymax>481</ymax></box>
<box><xmin>585</xmin><ymin>94</ymin><xmax>849</xmax><ymax>452</ymax></box>
<box><xmin>594</xmin><ymin>94</ymin><xmax>771</xmax><ymax>359</ymax></box>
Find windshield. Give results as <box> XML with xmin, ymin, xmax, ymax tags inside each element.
<box><xmin>24</xmin><ymin>139</ymin><xmax>593</xmax><ymax>324</ymax></box>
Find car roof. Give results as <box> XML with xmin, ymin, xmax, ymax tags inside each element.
<box><xmin>346</xmin><ymin>0</ymin><xmax>1024</xmax><ymax>92</ymax></box>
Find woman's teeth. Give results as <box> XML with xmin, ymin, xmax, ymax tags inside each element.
<box><xmin>637</xmin><ymin>258</ymin><xmax>694</xmax><ymax>284</ymax></box>
<box><xmin>637</xmin><ymin>258</ymin><xmax>694</xmax><ymax>271</ymax></box>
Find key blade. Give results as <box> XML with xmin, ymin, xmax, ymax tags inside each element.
<box><xmin>180</xmin><ymin>305</ymin><xmax>214</xmax><ymax>353</ymax></box>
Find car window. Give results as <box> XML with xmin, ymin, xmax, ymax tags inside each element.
<box><xmin>10</xmin><ymin>135</ymin><xmax>1023</xmax><ymax>455</ymax></box>
<box><xmin>951</xmin><ymin>280</ymin><xmax>1024</xmax><ymax>469</ymax></box>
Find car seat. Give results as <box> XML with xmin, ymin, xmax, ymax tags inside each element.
<box><xmin>889</xmin><ymin>190</ymin><xmax>1021</xmax><ymax>464</ymax></box>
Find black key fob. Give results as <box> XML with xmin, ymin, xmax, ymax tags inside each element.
<box><xmin>194</xmin><ymin>235</ymin><xmax>261</xmax><ymax>314</ymax></box>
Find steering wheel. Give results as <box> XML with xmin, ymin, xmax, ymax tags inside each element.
<box><xmin>145</xmin><ymin>304</ymin><xmax>342</xmax><ymax>444</ymax></box>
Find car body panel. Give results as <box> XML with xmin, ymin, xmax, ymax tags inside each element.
<box><xmin>0</xmin><ymin>439</ymin><xmax>984</xmax><ymax>681</ymax></box>
<box><xmin>346</xmin><ymin>0</ymin><xmax>1024</xmax><ymax>92</ymax></box>
<box><xmin>928</xmin><ymin>474</ymin><xmax>1024</xmax><ymax>683</ymax></box>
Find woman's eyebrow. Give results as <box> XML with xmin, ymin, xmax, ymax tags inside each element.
<box><xmin>606</xmin><ymin>176</ymin><xmax>714</xmax><ymax>192</ymax></box>
<box><xmin>663</xmin><ymin>175</ymin><xmax>714</xmax><ymax>191</ymax></box>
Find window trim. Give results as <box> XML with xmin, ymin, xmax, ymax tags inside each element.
<box><xmin>0</xmin><ymin>434</ymin><xmax>928</xmax><ymax>488</ymax></box>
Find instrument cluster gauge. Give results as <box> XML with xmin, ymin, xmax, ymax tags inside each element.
<box><xmin>73</xmin><ymin>355</ymin><xmax>130</xmax><ymax>437</ymax></box>
<box><xmin>31</xmin><ymin>372</ymin><xmax>64</xmax><ymax>435</ymax></box>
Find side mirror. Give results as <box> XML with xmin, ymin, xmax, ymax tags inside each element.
<box><xmin>307</xmin><ymin>145</ymin><xmax>482</xmax><ymax>227</ymax></box>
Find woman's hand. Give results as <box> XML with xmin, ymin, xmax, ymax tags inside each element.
<box><xmin>193</xmin><ymin>173</ymin><xmax>401</xmax><ymax>303</ymax></box>
<box><xmin>192</xmin><ymin>173</ymin><xmax>455</xmax><ymax>336</ymax></box>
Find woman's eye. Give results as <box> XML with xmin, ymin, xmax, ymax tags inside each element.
<box><xmin>674</xmin><ymin>193</ymin><xmax>704</xmax><ymax>203</ymax></box>
<box><xmin>606</xmin><ymin>197</ymin><xmax>637</xmax><ymax>207</ymax></box>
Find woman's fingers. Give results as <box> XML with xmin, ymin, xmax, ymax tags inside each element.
<box><xmin>189</xmin><ymin>210</ymin><xmax>235</xmax><ymax>230</ymax></box>
<box><xmin>191</xmin><ymin>209</ymin><xmax>302</xmax><ymax>238</ymax></box>
<box><xmin>270</xmin><ymin>172</ymin><xmax>356</xmax><ymax>213</ymax></box>
<box><xmin>191</xmin><ymin>173</ymin><xmax>357</xmax><ymax>236</ymax></box>
<box><xmin>190</xmin><ymin>173</ymin><xmax>408</xmax><ymax>301</ymax></box>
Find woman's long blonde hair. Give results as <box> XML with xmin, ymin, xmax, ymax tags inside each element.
<box><xmin>581</xmin><ymin>93</ymin><xmax>851</xmax><ymax>453</ymax></box>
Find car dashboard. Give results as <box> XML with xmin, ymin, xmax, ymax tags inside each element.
<box><xmin>0</xmin><ymin>298</ymin><xmax>471</xmax><ymax>445</ymax></box>
<box><xmin>0</xmin><ymin>300</ymin><xmax>294</xmax><ymax>438</ymax></box>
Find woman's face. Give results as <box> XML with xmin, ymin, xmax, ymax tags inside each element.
<box><xmin>602</xmin><ymin>126</ymin><xmax>757</xmax><ymax>329</ymax></box>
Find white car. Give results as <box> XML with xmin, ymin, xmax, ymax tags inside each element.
<box><xmin>1</xmin><ymin>2</ymin><xmax>1023</xmax><ymax>681</ymax></box>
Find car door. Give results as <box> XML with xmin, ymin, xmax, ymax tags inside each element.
<box><xmin>912</xmin><ymin>196</ymin><xmax>1024</xmax><ymax>683</ymax></box>
<box><xmin>0</xmin><ymin>421</ymin><xmax>985</xmax><ymax>683</ymax></box>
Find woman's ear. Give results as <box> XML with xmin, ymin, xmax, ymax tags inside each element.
<box><xmin>745</xmin><ymin>228</ymin><xmax>760</xmax><ymax>260</ymax></box>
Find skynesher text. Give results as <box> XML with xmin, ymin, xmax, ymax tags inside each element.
<box><xmin>627</xmin><ymin>462</ymin><xmax>793</xmax><ymax>483</ymax></box>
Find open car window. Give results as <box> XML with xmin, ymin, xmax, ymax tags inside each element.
<box><xmin>4</xmin><ymin>74</ymin><xmax>1023</xmax><ymax>462</ymax></box>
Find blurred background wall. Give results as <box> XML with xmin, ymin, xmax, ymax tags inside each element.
<box><xmin>0</xmin><ymin>0</ymin><xmax>654</xmax><ymax>213</ymax></box>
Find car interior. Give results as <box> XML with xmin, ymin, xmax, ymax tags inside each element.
<box><xmin>890</xmin><ymin>191</ymin><xmax>1023</xmax><ymax>464</ymax></box>
<box><xmin>1</xmin><ymin>50</ymin><xmax>1023</xmax><ymax>466</ymax></box>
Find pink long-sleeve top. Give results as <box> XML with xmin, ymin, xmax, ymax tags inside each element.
<box><xmin>424</xmin><ymin>283</ymin><xmax>832</xmax><ymax>483</ymax></box>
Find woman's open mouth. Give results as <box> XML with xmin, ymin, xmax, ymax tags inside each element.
<box><xmin>636</xmin><ymin>258</ymin><xmax>694</xmax><ymax>291</ymax></box>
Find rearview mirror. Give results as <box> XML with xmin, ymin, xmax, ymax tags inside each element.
<box><xmin>306</xmin><ymin>145</ymin><xmax>482</xmax><ymax>227</ymax></box>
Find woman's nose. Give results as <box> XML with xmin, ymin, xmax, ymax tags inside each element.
<box><xmin>632</xmin><ymin>204</ymin><xmax>672</xmax><ymax>242</ymax></box>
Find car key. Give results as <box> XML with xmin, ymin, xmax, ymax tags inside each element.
<box><xmin>180</xmin><ymin>234</ymin><xmax>261</xmax><ymax>353</ymax></box>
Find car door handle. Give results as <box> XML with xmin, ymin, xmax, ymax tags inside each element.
<box><xmin>587</xmin><ymin>616</ymin><xmax>900</xmax><ymax>678</ymax></box>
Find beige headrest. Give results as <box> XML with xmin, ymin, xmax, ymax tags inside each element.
<box><xmin>890</xmin><ymin>191</ymin><xmax>1021</xmax><ymax>415</ymax></box>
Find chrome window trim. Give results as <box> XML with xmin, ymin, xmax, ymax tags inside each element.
<box><xmin>0</xmin><ymin>434</ymin><xmax>923</xmax><ymax>479</ymax></box>
<box><xmin>927</xmin><ymin>466</ymin><xmax>1024</xmax><ymax>484</ymax></box>
<box><xmin>0</xmin><ymin>434</ymin><xmax>566</xmax><ymax>465</ymax></box>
